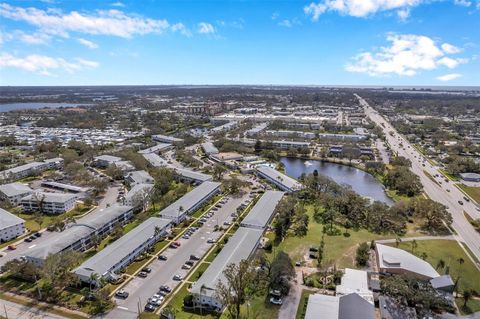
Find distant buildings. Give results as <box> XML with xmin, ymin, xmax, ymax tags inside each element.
<box><xmin>0</xmin><ymin>158</ymin><xmax>64</xmax><ymax>181</ymax></box>
<box><xmin>74</xmin><ymin>217</ymin><xmax>171</xmax><ymax>285</ymax></box>
<box><xmin>125</xmin><ymin>170</ymin><xmax>154</xmax><ymax>186</ymax></box>
<box><xmin>159</xmin><ymin>181</ymin><xmax>221</xmax><ymax>223</ymax></box>
<box><xmin>93</xmin><ymin>155</ymin><xmax>122</xmax><ymax>168</ymax></box>
<box><xmin>152</xmin><ymin>134</ymin><xmax>184</xmax><ymax>144</ymax></box>
<box><xmin>0</xmin><ymin>208</ymin><xmax>25</xmax><ymax>242</ymax></box>
<box><xmin>256</xmin><ymin>165</ymin><xmax>303</xmax><ymax>192</ymax></box>
<box><xmin>20</xmin><ymin>192</ymin><xmax>77</xmax><ymax>214</ymax></box>
<box><xmin>0</xmin><ymin>182</ymin><xmax>33</xmax><ymax>205</ymax></box>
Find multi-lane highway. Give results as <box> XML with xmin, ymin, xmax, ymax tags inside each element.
<box><xmin>356</xmin><ymin>94</ymin><xmax>480</xmax><ymax>264</ymax></box>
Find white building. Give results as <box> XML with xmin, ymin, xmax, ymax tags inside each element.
<box><xmin>0</xmin><ymin>182</ymin><xmax>33</xmax><ymax>205</ymax></box>
<box><xmin>124</xmin><ymin>183</ymin><xmax>154</xmax><ymax>209</ymax></box>
<box><xmin>335</xmin><ymin>268</ymin><xmax>374</xmax><ymax>304</ymax></box>
<box><xmin>125</xmin><ymin>170</ymin><xmax>155</xmax><ymax>186</ymax></box>
<box><xmin>93</xmin><ymin>155</ymin><xmax>122</xmax><ymax>168</ymax></box>
<box><xmin>256</xmin><ymin>165</ymin><xmax>303</xmax><ymax>192</ymax></box>
<box><xmin>20</xmin><ymin>192</ymin><xmax>77</xmax><ymax>214</ymax></box>
<box><xmin>152</xmin><ymin>134</ymin><xmax>183</xmax><ymax>144</ymax></box>
<box><xmin>0</xmin><ymin>208</ymin><xmax>25</xmax><ymax>242</ymax></box>
<box><xmin>0</xmin><ymin>158</ymin><xmax>64</xmax><ymax>181</ymax></box>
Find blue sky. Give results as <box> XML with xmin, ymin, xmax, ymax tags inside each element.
<box><xmin>0</xmin><ymin>0</ymin><xmax>479</xmax><ymax>86</ymax></box>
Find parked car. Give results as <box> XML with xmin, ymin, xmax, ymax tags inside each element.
<box><xmin>458</xmin><ymin>200</ymin><xmax>464</xmax><ymax>205</ymax></box>
<box><xmin>115</xmin><ymin>289</ymin><xmax>129</xmax><ymax>299</ymax></box>
<box><xmin>182</xmin><ymin>264</ymin><xmax>192</xmax><ymax>270</ymax></box>
<box><xmin>33</xmin><ymin>232</ymin><xmax>42</xmax><ymax>238</ymax></box>
<box><xmin>173</xmin><ymin>274</ymin><xmax>183</xmax><ymax>281</ymax></box>
<box><xmin>158</xmin><ymin>255</ymin><xmax>168</xmax><ymax>260</ymax></box>
<box><xmin>270</xmin><ymin>297</ymin><xmax>283</xmax><ymax>305</ymax></box>
<box><xmin>142</xmin><ymin>267</ymin><xmax>152</xmax><ymax>273</ymax></box>
<box><xmin>159</xmin><ymin>285</ymin><xmax>172</xmax><ymax>293</ymax></box>
<box><xmin>144</xmin><ymin>304</ymin><xmax>156</xmax><ymax>312</ymax></box>
<box><xmin>190</xmin><ymin>255</ymin><xmax>200</xmax><ymax>260</ymax></box>
<box><xmin>138</xmin><ymin>271</ymin><xmax>148</xmax><ymax>278</ymax></box>
<box><xmin>207</xmin><ymin>239</ymin><xmax>215</xmax><ymax>244</ymax></box>
<box><xmin>24</xmin><ymin>238</ymin><xmax>32</xmax><ymax>243</ymax></box>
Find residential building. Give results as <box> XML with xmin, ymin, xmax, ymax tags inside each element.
<box><xmin>245</xmin><ymin>123</ymin><xmax>267</xmax><ymax>137</ymax></box>
<box><xmin>152</xmin><ymin>134</ymin><xmax>184</xmax><ymax>144</ymax></box>
<box><xmin>256</xmin><ymin>165</ymin><xmax>303</xmax><ymax>192</ymax></box>
<box><xmin>137</xmin><ymin>143</ymin><xmax>172</xmax><ymax>154</ymax></box>
<box><xmin>93</xmin><ymin>155</ymin><xmax>122</xmax><ymax>168</ymax></box>
<box><xmin>41</xmin><ymin>181</ymin><xmax>90</xmax><ymax>193</ymax></box>
<box><xmin>74</xmin><ymin>217</ymin><xmax>171</xmax><ymax>285</ymax></box>
<box><xmin>375</xmin><ymin>244</ymin><xmax>440</xmax><ymax>280</ymax></box>
<box><xmin>125</xmin><ymin>170</ymin><xmax>154</xmax><ymax>186</ymax></box>
<box><xmin>265</xmin><ymin>130</ymin><xmax>316</xmax><ymax>140</ymax></box>
<box><xmin>142</xmin><ymin>152</ymin><xmax>170</xmax><ymax>168</ymax></box>
<box><xmin>159</xmin><ymin>181</ymin><xmax>221</xmax><ymax>223</ymax></box>
<box><xmin>335</xmin><ymin>268</ymin><xmax>374</xmax><ymax>304</ymax></box>
<box><xmin>26</xmin><ymin>205</ymin><xmax>133</xmax><ymax>265</ymax></box>
<box><xmin>0</xmin><ymin>182</ymin><xmax>33</xmax><ymax>205</ymax></box>
<box><xmin>20</xmin><ymin>192</ymin><xmax>77</xmax><ymax>214</ymax></box>
<box><xmin>173</xmin><ymin>167</ymin><xmax>213</xmax><ymax>184</ymax></box>
<box><xmin>124</xmin><ymin>183</ymin><xmax>154</xmax><ymax>208</ymax></box>
<box><xmin>304</xmin><ymin>293</ymin><xmax>375</xmax><ymax>319</ymax></box>
<box><xmin>271</xmin><ymin>140</ymin><xmax>310</xmax><ymax>150</ymax></box>
<box><xmin>191</xmin><ymin>227</ymin><xmax>263</xmax><ymax>310</ymax></box>
<box><xmin>114</xmin><ymin>160</ymin><xmax>135</xmax><ymax>172</ymax></box>
<box><xmin>0</xmin><ymin>208</ymin><xmax>25</xmax><ymax>242</ymax></box>
<box><xmin>201</xmin><ymin>142</ymin><xmax>219</xmax><ymax>156</ymax></box>
<box><xmin>210</xmin><ymin>121</ymin><xmax>238</xmax><ymax>133</ymax></box>
<box><xmin>0</xmin><ymin>158</ymin><xmax>64</xmax><ymax>181</ymax></box>
<box><xmin>240</xmin><ymin>191</ymin><xmax>284</xmax><ymax>229</ymax></box>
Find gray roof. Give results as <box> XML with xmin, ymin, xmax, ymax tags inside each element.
<box><xmin>142</xmin><ymin>153</ymin><xmax>170</xmax><ymax>167</ymax></box>
<box><xmin>152</xmin><ymin>134</ymin><xmax>183</xmax><ymax>143</ymax></box>
<box><xmin>256</xmin><ymin>165</ymin><xmax>303</xmax><ymax>191</ymax></box>
<box><xmin>191</xmin><ymin>227</ymin><xmax>263</xmax><ymax>296</ymax></box>
<box><xmin>201</xmin><ymin>142</ymin><xmax>219</xmax><ymax>155</ymax></box>
<box><xmin>125</xmin><ymin>170</ymin><xmax>154</xmax><ymax>185</ymax></box>
<box><xmin>27</xmin><ymin>204</ymin><xmax>133</xmax><ymax>260</ymax></box>
<box><xmin>0</xmin><ymin>182</ymin><xmax>33</xmax><ymax>197</ymax></box>
<box><xmin>74</xmin><ymin>217</ymin><xmax>170</xmax><ymax>279</ymax></box>
<box><xmin>459</xmin><ymin>172</ymin><xmax>480</xmax><ymax>179</ymax></box>
<box><xmin>160</xmin><ymin>181</ymin><xmax>220</xmax><ymax>219</ymax></box>
<box><xmin>240</xmin><ymin>191</ymin><xmax>284</xmax><ymax>228</ymax></box>
<box><xmin>272</xmin><ymin>140</ymin><xmax>310</xmax><ymax>147</ymax></box>
<box><xmin>338</xmin><ymin>293</ymin><xmax>374</xmax><ymax>319</ymax></box>
<box><xmin>124</xmin><ymin>183</ymin><xmax>154</xmax><ymax>202</ymax></box>
<box><xmin>430</xmin><ymin>275</ymin><xmax>454</xmax><ymax>289</ymax></box>
<box><xmin>94</xmin><ymin>155</ymin><xmax>122</xmax><ymax>163</ymax></box>
<box><xmin>21</xmin><ymin>192</ymin><xmax>76</xmax><ymax>204</ymax></box>
<box><xmin>0</xmin><ymin>207</ymin><xmax>25</xmax><ymax>229</ymax></box>
<box><xmin>305</xmin><ymin>294</ymin><xmax>339</xmax><ymax>319</ymax></box>
<box><xmin>41</xmin><ymin>181</ymin><xmax>89</xmax><ymax>193</ymax></box>
<box><xmin>174</xmin><ymin>167</ymin><xmax>212</xmax><ymax>183</ymax></box>
<box><xmin>138</xmin><ymin>143</ymin><xmax>172</xmax><ymax>154</ymax></box>
<box><xmin>0</xmin><ymin>161</ymin><xmax>46</xmax><ymax>178</ymax></box>
<box><xmin>378</xmin><ymin>296</ymin><xmax>417</xmax><ymax>319</ymax></box>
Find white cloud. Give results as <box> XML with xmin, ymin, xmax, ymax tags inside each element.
<box><xmin>436</xmin><ymin>73</ymin><xmax>462</xmax><ymax>81</ymax></box>
<box><xmin>111</xmin><ymin>2</ymin><xmax>125</xmax><ymax>7</ymax></box>
<box><xmin>0</xmin><ymin>52</ymin><xmax>99</xmax><ymax>75</ymax></box>
<box><xmin>0</xmin><ymin>30</ymin><xmax>52</xmax><ymax>45</ymax></box>
<box><xmin>397</xmin><ymin>8</ymin><xmax>410</xmax><ymax>20</ymax></box>
<box><xmin>77</xmin><ymin>38</ymin><xmax>98</xmax><ymax>49</ymax></box>
<box><xmin>197</xmin><ymin>22</ymin><xmax>215</xmax><ymax>34</ymax></box>
<box><xmin>454</xmin><ymin>0</ymin><xmax>471</xmax><ymax>7</ymax></box>
<box><xmin>345</xmin><ymin>34</ymin><xmax>466</xmax><ymax>76</ymax></box>
<box><xmin>278</xmin><ymin>19</ymin><xmax>293</xmax><ymax>27</ymax></box>
<box><xmin>441</xmin><ymin>43</ymin><xmax>461</xmax><ymax>54</ymax></box>
<box><xmin>171</xmin><ymin>23</ymin><xmax>191</xmax><ymax>37</ymax></box>
<box><xmin>0</xmin><ymin>3</ymin><xmax>173</xmax><ymax>38</ymax></box>
<box><xmin>304</xmin><ymin>2</ymin><xmax>327</xmax><ymax>20</ymax></box>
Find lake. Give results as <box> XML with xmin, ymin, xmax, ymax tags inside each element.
<box><xmin>280</xmin><ymin>157</ymin><xmax>393</xmax><ymax>205</ymax></box>
<box><xmin>0</xmin><ymin>102</ymin><xmax>90</xmax><ymax>112</ymax></box>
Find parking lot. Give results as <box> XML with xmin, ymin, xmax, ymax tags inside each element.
<box><xmin>106</xmin><ymin>192</ymin><xmax>252</xmax><ymax>319</ymax></box>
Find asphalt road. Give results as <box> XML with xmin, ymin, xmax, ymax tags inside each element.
<box><xmin>356</xmin><ymin>94</ymin><xmax>480</xmax><ymax>263</ymax></box>
<box><xmin>0</xmin><ymin>298</ymin><xmax>68</xmax><ymax>319</ymax></box>
<box><xmin>105</xmin><ymin>192</ymin><xmax>252</xmax><ymax>319</ymax></box>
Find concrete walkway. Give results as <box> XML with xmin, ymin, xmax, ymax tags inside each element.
<box><xmin>376</xmin><ymin>235</ymin><xmax>459</xmax><ymax>244</ymax></box>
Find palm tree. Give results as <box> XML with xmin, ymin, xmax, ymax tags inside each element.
<box><xmin>89</xmin><ymin>273</ymin><xmax>99</xmax><ymax>292</ymax></box>
<box><xmin>395</xmin><ymin>236</ymin><xmax>402</xmax><ymax>248</ymax></box>
<box><xmin>436</xmin><ymin>259</ymin><xmax>445</xmax><ymax>270</ymax></box>
<box><xmin>463</xmin><ymin>289</ymin><xmax>472</xmax><ymax>307</ymax></box>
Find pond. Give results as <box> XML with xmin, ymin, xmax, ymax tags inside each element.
<box><xmin>279</xmin><ymin>157</ymin><xmax>394</xmax><ymax>205</ymax></box>
<box><xmin>0</xmin><ymin>102</ymin><xmax>90</xmax><ymax>112</ymax></box>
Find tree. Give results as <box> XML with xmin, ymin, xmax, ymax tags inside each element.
<box><xmin>410</xmin><ymin>198</ymin><xmax>452</xmax><ymax>233</ymax></box>
<box><xmin>411</xmin><ymin>240</ymin><xmax>418</xmax><ymax>253</ymax></box>
<box><xmin>269</xmin><ymin>251</ymin><xmax>295</xmax><ymax>295</ymax></box>
<box><xmin>41</xmin><ymin>251</ymin><xmax>82</xmax><ymax>301</ymax></box>
<box><xmin>213</xmin><ymin>164</ymin><xmax>227</xmax><ymax>181</ymax></box>
<box><xmin>356</xmin><ymin>242</ymin><xmax>370</xmax><ymax>267</ymax></box>
<box><xmin>317</xmin><ymin>235</ymin><xmax>325</xmax><ymax>268</ymax></box>
<box><xmin>436</xmin><ymin>259</ymin><xmax>445</xmax><ymax>270</ymax></box>
<box><xmin>462</xmin><ymin>289</ymin><xmax>473</xmax><ymax>307</ymax></box>
<box><xmin>215</xmin><ymin>260</ymin><xmax>255</xmax><ymax>319</ymax></box>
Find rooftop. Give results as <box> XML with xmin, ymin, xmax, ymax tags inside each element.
<box><xmin>0</xmin><ymin>182</ymin><xmax>33</xmax><ymax>197</ymax></box>
<box><xmin>21</xmin><ymin>191</ymin><xmax>77</xmax><ymax>203</ymax></box>
<box><xmin>0</xmin><ymin>207</ymin><xmax>25</xmax><ymax>229</ymax></box>
<box><xmin>240</xmin><ymin>190</ymin><xmax>284</xmax><ymax>229</ymax></box>
<box><xmin>256</xmin><ymin>165</ymin><xmax>303</xmax><ymax>191</ymax></box>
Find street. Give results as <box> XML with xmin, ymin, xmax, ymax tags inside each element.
<box><xmin>0</xmin><ymin>298</ymin><xmax>69</xmax><ymax>319</ymax></box>
<box><xmin>105</xmin><ymin>192</ymin><xmax>252</xmax><ymax>319</ymax></box>
<box><xmin>357</xmin><ymin>94</ymin><xmax>480</xmax><ymax>264</ymax></box>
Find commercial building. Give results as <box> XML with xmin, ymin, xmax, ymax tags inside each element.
<box><xmin>191</xmin><ymin>227</ymin><xmax>263</xmax><ymax>310</ymax></box>
<box><xmin>159</xmin><ymin>181</ymin><xmax>221</xmax><ymax>223</ymax></box>
<box><xmin>375</xmin><ymin>244</ymin><xmax>439</xmax><ymax>280</ymax></box>
<box><xmin>173</xmin><ymin>167</ymin><xmax>213</xmax><ymax>184</ymax></box>
<box><xmin>152</xmin><ymin>134</ymin><xmax>183</xmax><ymax>144</ymax></box>
<box><xmin>201</xmin><ymin>142</ymin><xmax>219</xmax><ymax>156</ymax></box>
<box><xmin>304</xmin><ymin>293</ymin><xmax>374</xmax><ymax>319</ymax></box>
<box><xmin>256</xmin><ymin>165</ymin><xmax>303</xmax><ymax>192</ymax></box>
<box><xmin>26</xmin><ymin>205</ymin><xmax>133</xmax><ymax>265</ymax></box>
<box><xmin>93</xmin><ymin>155</ymin><xmax>122</xmax><ymax>168</ymax></box>
<box><xmin>459</xmin><ymin>172</ymin><xmax>480</xmax><ymax>182</ymax></box>
<box><xmin>0</xmin><ymin>208</ymin><xmax>25</xmax><ymax>242</ymax></box>
<box><xmin>74</xmin><ymin>217</ymin><xmax>171</xmax><ymax>285</ymax></box>
<box><xmin>125</xmin><ymin>170</ymin><xmax>154</xmax><ymax>186</ymax></box>
<box><xmin>41</xmin><ymin>181</ymin><xmax>90</xmax><ymax>193</ymax></box>
<box><xmin>0</xmin><ymin>182</ymin><xmax>33</xmax><ymax>205</ymax></box>
<box><xmin>240</xmin><ymin>191</ymin><xmax>284</xmax><ymax>229</ymax></box>
<box><xmin>20</xmin><ymin>192</ymin><xmax>77</xmax><ymax>214</ymax></box>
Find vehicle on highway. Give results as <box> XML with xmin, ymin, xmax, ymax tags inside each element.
<box><xmin>173</xmin><ymin>274</ymin><xmax>183</xmax><ymax>281</ymax></box>
<box><xmin>138</xmin><ymin>271</ymin><xmax>148</xmax><ymax>278</ymax></box>
<box><xmin>7</xmin><ymin>245</ymin><xmax>16</xmax><ymax>250</ymax></box>
<box><xmin>25</xmin><ymin>237</ymin><xmax>32</xmax><ymax>242</ymax></box>
<box><xmin>158</xmin><ymin>255</ymin><xmax>167</xmax><ymax>260</ymax></box>
<box><xmin>464</xmin><ymin>197</ymin><xmax>470</xmax><ymax>202</ymax></box>
<box><xmin>270</xmin><ymin>297</ymin><xmax>283</xmax><ymax>305</ymax></box>
<box><xmin>115</xmin><ymin>289</ymin><xmax>129</xmax><ymax>299</ymax></box>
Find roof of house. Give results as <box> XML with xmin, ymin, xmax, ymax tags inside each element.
<box><xmin>74</xmin><ymin>217</ymin><xmax>170</xmax><ymax>279</ymax></box>
<box><xmin>124</xmin><ymin>183</ymin><xmax>154</xmax><ymax>203</ymax></box>
<box><xmin>201</xmin><ymin>142</ymin><xmax>219</xmax><ymax>155</ymax></box>
<box><xmin>173</xmin><ymin>167</ymin><xmax>212</xmax><ymax>183</ymax></box>
<box><xmin>41</xmin><ymin>181</ymin><xmax>89</xmax><ymax>193</ymax></box>
<box><xmin>336</xmin><ymin>268</ymin><xmax>374</xmax><ymax>303</ymax></box>
<box><xmin>152</xmin><ymin>134</ymin><xmax>183</xmax><ymax>143</ymax></box>
<box><xmin>0</xmin><ymin>207</ymin><xmax>25</xmax><ymax>229</ymax></box>
<box><xmin>240</xmin><ymin>191</ymin><xmax>284</xmax><ymax>228</ymax></box>
<box><xmin>305</xmin><ymin>293</ymin><xmax>374</xmax><ymax>319</ymax></box>
<box><xmin>376</xmin><ymin>244</ymin><xmax>440</xmax><ymax>279</ymax></box>
<box><xmin>191</xmin><ymin>227</ymin><xmax>263</xmax><ymax>297</ymax></box>
<box><xmin>459</xmin><ymin>172</ymin><xmax>480</xmax><ymax>179</ymax></box>
<box><xmin>0</xmin><ymin>182</ymin><xmax>33</xmax><ymax>197</ymax></box>
<box><xmin>256</xmin><ymin>165</ymin><xmax>303</xmax><ymax>191</ymax></box>
<box><xmin>430</xmin><ymin>275</ymin><xmax>454</xmax><ymax>289</ymax></box>
<box><xmin>125</xmin><ymin>170</ymin><xmax>154</xmax><ymax>185</ymax></box>
<box><xmin>160</xmin><ymin>181</ymin><xmax>220</xmax><ymax>219</ymax></box>
<box><xmin>138</xmin><ymin>143</ymin><xmax>172</xmax><ymax>154</ymax></box>
<box><xmin>305</xmin><ymin>294</ymin><xmax>339</xmax><ymax>319</ymax></box>
<box><xmin>142</xmin><ymin>153</ymin><xmax>170</xmax><ymax>167</ymax></box>
<box><xmin>94</xmin><ymin>155</ymin><xmax>122</xmax><ymax>163</ymax></box>
<box><xmin>21</xmin><ymin>192</ymin><xmax>77</xmax><ymax>204</ymax></box>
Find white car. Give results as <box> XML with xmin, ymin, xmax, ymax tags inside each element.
<box><xmin>270</xmin><ymin>297</ymin><xmax>283</xmax><ymax>305</ymax></box>
<box><xmin>173</xmin><ymin>274</ymin><xmax>183</xmax><ymax>281</ymax></box>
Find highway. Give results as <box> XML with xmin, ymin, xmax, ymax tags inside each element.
<box><xmin>356</xmin><ymin>94</ymin><xmax>480</xmax><ymax>264</ymax></box>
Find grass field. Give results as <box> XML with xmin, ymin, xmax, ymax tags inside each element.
<box><xmin>458</xmin><ymin>184</ymin><xmax>480</xmax><ymax>203</ymax></box>
<box><xmin>295</xmin><ymin>289</ymin><xmax>315</xmax><ymax>319</ymax></box>
<box><xmin>389</xmin><ymin>240</ymin><xmax>480</xmax><ymax>292</ymax></box>
<box><xmin>456</xmin><ymin>297</ymin><xmax>480</xmax><ymax>315</ymax></box>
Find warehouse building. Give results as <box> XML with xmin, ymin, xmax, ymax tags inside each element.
<box><xmin>159</xmin><ymin>181</ymin><xmax>221</xmax><ymax>223</ymax></box>
<box><xmin>0</xmin><ymin>182</ymin><xmax>33</xmax><ymax>205</ymax></box>
<box><xmin>240</xmin><ymin>191</ymin><xmax>284</xmax><ymax>229</ymax></box>
<box><xmin>256</xmin><ymin>165</ymin><xmax>303</xmax><ymax>193</ymax></box>
<box><xmin>20</xmin><ymin>192</ymin><xmax>77</xmax><ymax>214</ymax></box>
<box><xmin>26</xmin><ymin>205</ymin><xmax>133</xmax><ymax>265</ymax></box>
<box><xmin>0</xmin><ymin>208</ymin><xmax>25</xmax><ymax>242</ymax></box>
<box><xmin>191</xmin><ymin>227</ymin><xmax>263</xmax><ymax>310</ymax></box>
<box><xmin>74</xmin><ymin>217</ymin><xmax>171</xmax><ymax>285</ymax></box>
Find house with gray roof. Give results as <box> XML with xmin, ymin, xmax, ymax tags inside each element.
<box><xmin>459</xmin><ymin>172</ymin><xmax>480</xmax><ymax>182</ymax></box>
<box><xmin>0</xmin><ymin>182</ymin><xmax>33</xmax><ymax>205</ymax></box>
<box><xmin>142</xmin><ymin>152</ymin><xmax>170</xmax><ymax>168</ymax></box>
<box><xmin>304</xmin><ymin>293</ymin><xmax>374</xmax><ymax>319</ymax></box>
<box><xmin>20</xmin><ymin>192</ymin><xmax>77</xmax><ymax>214</ymax></box>
<box><xmin>0</xmin><ymin>208</ymin><xmax>25</xmax><ymax>242</ymax></box>
<box><xmin>93</xmin><ymin>155</ymin><xmax>122</xmax><ymax>168</ymax></box>
<box><xmin>240</xmin><ymin>190</ymin><xmax>284</xmax><ymax>229</ymax></box>
<box><xmin>201</xmin><ymin>142</ymin><xmax>219</xmax><ymax>156</ymax></box>
<box><xmin>173</xmin><ymin>167</ymin><xmax>213</xmax><ymax>185</ymax></box>
<box><xmin>256</xmin><ymin>165</ymin><xmax>303</xmax><ymax>192</ymax></box>
<box><xmin>125</xmin><ymin>170</ymin><xmax>154</xmax><ymax>186</ymax></box>
<box><xmin>124</xmin><ymin>183</ymin><xmax>154</xmax><ymax>209</ymax></box>
<box><xmin>152</xmin><ymin>134</ymin><xmax>183</xmax><ymax>144</ymax></box>
<box><xmin>74</xmin><ymin>217</ymin><xmax>171</xmax><ymax>284</ymax></box>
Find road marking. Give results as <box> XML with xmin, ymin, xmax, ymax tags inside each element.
<box><xmin>28</xmin><ymin>244</ymin><xmax>36</xmax><ymax>249</ymax></box>
<box><xmin>118</xmin><ymin>306</ymin><xmax>129</xmax><ymax>310</ymax></box>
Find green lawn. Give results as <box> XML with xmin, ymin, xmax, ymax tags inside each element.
<box><xmin>189</xmin><ymin>262</ymin><xmax>210</xmax><ymax>281</ymax></box>
<box><xmin>389</xmin><ymin>240</ymin><xmax>480</xmax><ymax>292</ymax></box>
<box><xmin>439</xmin><ymin>169</ymin><xmax>460</xmax><ymax>181</ymax></box>
<box><xmin>125</xmin><ymin>256</ymin><xmax>150</xmax><ymax>275</ymax></box>
<box><xmin>163</xmin><ymin>285</ymin><xmax>220</xmax><ymax>319</ymax></box>
<box><xmin>458</xmin><ymin>184</ymin><xmax>480</xmax><ymax>203</ymax></box>
<box><xmin>455</xmin><ymin>297</ymin><xmax>480</xmax><ymax>315</ymax></box>
<box><xmin>295</xmin><ymin>289</ymin><xmax>315</xmax><ymax>319</ymax></box>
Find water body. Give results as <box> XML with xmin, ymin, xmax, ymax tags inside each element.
<box><xmin>0</xmin><ymin>102</ymin><xmax>89</xmax><ymax>112</ymax></box>
<box><xmin>280</xmin><ymin>157</ymin><xmax>394</xmax><ymax>205</ymax></box>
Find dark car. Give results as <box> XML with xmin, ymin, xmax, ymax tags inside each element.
<box><xmin>138</xmin><ymin>271</ymin><xmax>148</xmax><ymax>278</ymax></box>
<box><xmin>158</xmin><ymin>255</ymin><xmax>168</xmax><ymax>261</ymax></box>
<box><xmin>185</xmin><ymin>260</ymin><xmax>195</xmax><ymax>266</ymax></box>
<box><xmin>115</xmin><ymin>289</ymin><xmax>129</xmax><ymax>299</ymax></box>
<box><xmin>458</xmin><ymin>200</ymin><xmax>464</xmax><ymax>205</ymax></box>
<box><xmin>309</xmin><ymin>247</ymin><xmax>318</xmax><ymax>252</ymax></box>
<box><xmin>159</xmin><ymin>285</ymin><xmax>172</xmax><ymax>293</ymax></box>
<box><xmin>24</xmin><ymin>238</ymin><xmax>32</xmax><ymax>242</ymax></box>
<box><xmin>144</xmin><ymin>304</ymin><xmax>156</xmax><ymax>312</ymax></box>
<box><xmin>142</xmin><ymin>267</ymin><xmax>152</xmax><ymax>273</ymax></box>
<box><xmin>190</xmin><ymin>255</ymin><xmax>200</xmax><ymax>260</ymax></box>
<box><xmin>34</xmin><ymin>232</ymin><xmax>42</xmax><ymax>238</ymax></box>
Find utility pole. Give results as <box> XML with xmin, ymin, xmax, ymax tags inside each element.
<box><xmin>3</xmin><ymin>303</ymin><xmax>8</xmax><ymax>319</ymax></box>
